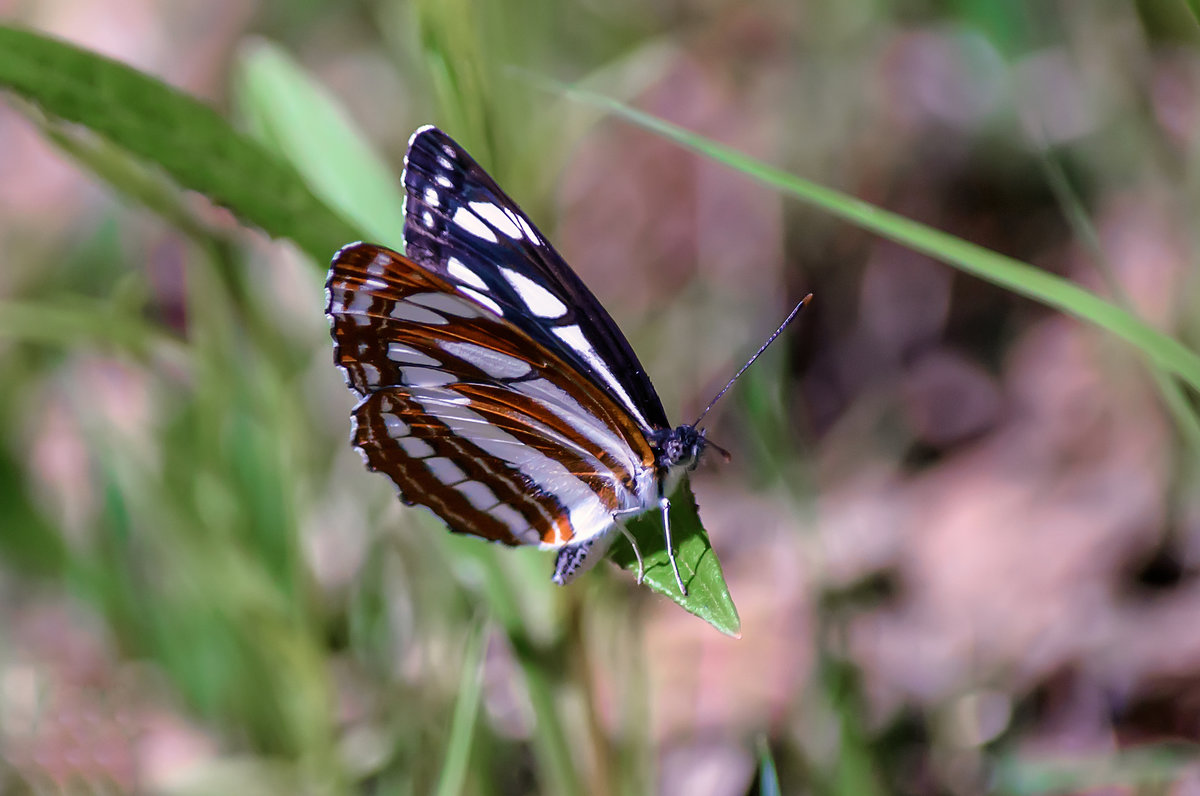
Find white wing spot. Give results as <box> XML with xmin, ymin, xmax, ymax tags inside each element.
<box><xmin>516</xmin><ymin>215</ymin><xmax>539</xmax><ymax>242</ymax></box>
<box><xmin>447</xmin><ymin>256</ymin><xmax>488</xmax><ymax>290</ymax></box>
<box><xmin>441</xmin><ymin>340</ymin><xmax>532</xmax><ymax>379</ymax></box>
<box><xmin>410</xmin><ymin>390</ymin><xmax>617</xmax><ymax>546</ymax></box>
<box><xmin>401</xmin><ymin>367</ymin><xmax>456</xmax><ymax>387</ymax></box>
<box><xmin>408</xmin><ymin>125</ymin><xmax>436</xmax><ymax>147</ymax></box>
<box><xmin>452</xmin><ymin>207</ymin><xmax>499</xmax><ymax>242</ymax></box>
<box><xmin>347</xmin><ymin>290</ymin><xmax>374</xmax><ymax>314</ymax></box>
<box><xmin>398</xmin><ymin>437</ymin><xmax>435</xmax><ymax>458</ymax></box>
<box><xmin>363</xmin><ymin>277</ymin><xmax>387</xmax><ymax>290</ymax></box>
<box><xmin>381</xmin><ymin>412</ymin><xmax>408</xmax><ymax>436</ymax></box>
<box><xmin>387</xmin><ymin>343</ymin><xmax>441</xmax><ymax>366</ymax></box>
<box><xmin>358</xmin><ymin>362</ymin><xmax>381</xmax><ymax>385</ymax></box>
<box><xmin>460</xmin><ymin>287</ymin><xmax>503</xmax><ymax>316</ymax></box>
<box><xmin>422</xmin><ymin>210</ymin><xmax>435</xmax><ymax>228</ymax></box>
<box><xmin>409</xmin><ymin>292</ymin><xmax>481</xmax><ymax>318</ymax></box>
<box><xmin>426</xmin><ymin>457</ymin><xmax>467</xmax><ymax>486</ymax></box>
<box><xmin>552</xmin><ymin>325</ymin><xmax>650</xmax><ymax>429</ymax></box>
<box><xmin>388</xmin><ymin>303</ymin><xmax>447</xmax><ymax>325</ymax></box>
<box><xmin>515</xmin><ymin>378</ymin><xmax>642</xmax><ymax>475</ymax></box>
<box><xmin>436</xmin><ymin>174</ymin><xmax>453</xmax><ymax>188</ymax></box>
<box><xmin>366</xmin><ymin>254</ymin><xmax>389</xmax><ymax>276</ymax></box>
<box><xmin>470</xmin><ymin>201</ymin><xmax>523</xmax><ymax>240</ymax></box>
<box><xmin>457</xmin><ymin>481</ymin><xmax>499</xmax><ymax>510</ymax></box>
<box><xmin>423</xmin><ymin>187</ymin><xmax>440</xmax><ymax>208</ymax></box>
<box><xmin>502</xmin><ymin>268</ymin><xmax>568</xmax><ymax>319</ymax></box>
<box><xmin>490</xmin><ymin>503</ymin><xmax>531</xmax><ymax>538</ymax></box>
<box><xmin>437</xmin><ymin>155</ymin><xmax>453</xmax><ymax>170</ymax></box>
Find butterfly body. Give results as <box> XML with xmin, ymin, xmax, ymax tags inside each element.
<box><xmin>327</xmin><ymin>125</ymin><xmax>710</xmax><ymax>589</ymax></box>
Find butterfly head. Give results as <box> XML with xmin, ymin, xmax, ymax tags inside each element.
<box><xmin>654</xmin><ymin>424</ymin><xmax>729</xmax><ymax>473</ymax></box>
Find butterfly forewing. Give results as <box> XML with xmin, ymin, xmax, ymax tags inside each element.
<box><xmin>400</xmin><ymin>125</ymin><xmax>671</xmax><ymax>433</ymax></box>
<box><xmin>327</xmin><ymin>242</ymin><xmax>657</xmax><ymax>548</ymax></box>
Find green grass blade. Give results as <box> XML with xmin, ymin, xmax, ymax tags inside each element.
<box><xmin>757</xmin><ymin>737</ymin><xmax>782</xmax><ymax>796</ymax></box>
<box><xmin>613</xmin><ymin>482</ymin><xmax>741</xmax><ymax>637</ymax></box>
<box><xmin>1184</xmin><ymin>0</ymin><xmax>1200</xmax><ymax>28</ymax></box>
<box><xmin>0</xmin><ymin>25</ymin><xmax>359</xmax><ymax>262</ymax></box>
<box><xmin>234</xmin><ymin>40</ymin><xmax>407</xmax><ymax>252</ymax></box>
<box><xmin>555</xmin><ymin>85</ymin><xmax>1200</xmax><ymax>394</ymax></box>
<box><xmin>434</xmin><ymin>622</ymin><xmax>487</xmax><ymax>796</ymax></box>
<box><xmin>1033</xmin><ymin>141</ymin><xmax>1200</xmax><ymax>451</ymax></box>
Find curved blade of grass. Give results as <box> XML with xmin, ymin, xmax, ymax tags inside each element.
<box><xmin>611</xmin><ymin>482</ymin><xmax>741</xmax><ymax>637</ymax></box>
<box><xmin>757</xmin><ymin>737</ymin><xmax>782</xmax><ymax>796</ymax></box>
<box><xmin>0</xmin><ymin>25</ymin><xmax>359</xmax><ymax>262</ymax></box>
<box><xmin>434</xmin><ymin>621</ymin><xmax>487</xmax><ymax>796</ymax></box>
<box><xmin>554</xmin><ymin>84</ymin><xmax>1200</xmax><ymax>394</ymax></box>
<box><xmin>1033</xmin><ymin>136</ymin><xmax>1200</xmax><ymax>451</ymax></box>
<box><xmin>233</xmin><ymin>40</ymin><xmax>406</xmax><ymax>252</ymax></box>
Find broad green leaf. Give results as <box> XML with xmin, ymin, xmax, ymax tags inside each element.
<box><xmin>234</xmin><ymin>40</ymin><xmax>406</xmax><ymax>251</ymax></box>
<box><xmin>613</xmin><ymin>482</ymin><xmax>741</xmax><ymax>637</ymax></box>
<box><xmin>0</xmin><ymin>25</ymin><xmax>359</xmax><ymax>262</ymax></box>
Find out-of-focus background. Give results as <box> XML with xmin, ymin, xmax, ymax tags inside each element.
<box><xmin>3</xmin><ymin>0</ymin><xmax>1200</xmax><ymax>793</ymax></box>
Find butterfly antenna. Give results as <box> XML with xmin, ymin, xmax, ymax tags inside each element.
<box><xmin>692</xmin><ymin>294</ymin><xmax>813</xmax><ymax>428</ymax></box>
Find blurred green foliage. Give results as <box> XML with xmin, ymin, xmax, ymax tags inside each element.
<box><xmin>2</xmin><ymin>0</ymin><xmax>1200</xmax><ymax>794</ymax></box>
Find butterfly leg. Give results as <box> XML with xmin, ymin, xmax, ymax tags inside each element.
<box><xmin>612</xmin><ymin>511</ymin><xmax>645</xmax><ymax>584</ymax></box>
<box><xmin>660</xmin><ymin>496</ymin><xmax>688</xmax><ymax>596</ymax></box>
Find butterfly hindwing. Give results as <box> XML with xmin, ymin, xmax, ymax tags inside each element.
<box><xmin>326</xmin><ymin>242</ymin><xmax>657</xmax><ymax>549</ymax></box>
<box><xmin>401</xmin><ymin>125</ymin><xmax>671</xmax><ymax>433</ymax></box>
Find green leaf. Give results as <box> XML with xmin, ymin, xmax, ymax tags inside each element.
<box><xmin>234</xmin><ymin>40</ymin><xmax>407</xmax><ymax>252</ymax></box>
<box><xmin>0</xmin><ymin>25</ymin><xmax>359</xmax><ymax>262</ymax></box>
<box><xmin>554</xmin><ymin>84</ymin><xmax>1200</xmax><ymax>395</ymax></box>
<box><xmin>611</xmin><ymin>482</ymin><xmax>741</xmax><ymax>637</ymax></box>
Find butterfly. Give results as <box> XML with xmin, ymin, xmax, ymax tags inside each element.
<box><xmin>325</xmin><ymin>125</ymin><xmax>809</xmax><ymax>595</ymax></box>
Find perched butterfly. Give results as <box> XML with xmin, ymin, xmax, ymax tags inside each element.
<box><xmin>326</xmin><ymin>125</ymin><xmax>809</xmax><ymax>594</ymax></box>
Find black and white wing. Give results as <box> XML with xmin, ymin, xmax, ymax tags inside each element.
<box><xmin>326</xmin><ymin>243</ymin><xmax>660</xmax><ymax>551</ymax></box>
<box><xmin>399</xmin><ymin>125</ymin><xmax>672</xmax><ymax>434</ymax></box>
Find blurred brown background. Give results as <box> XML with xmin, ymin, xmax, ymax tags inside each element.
<box><xmin>2</xmin><ymin>0</ymin><xmax>1200</xmax><ymax>794</ymax></box>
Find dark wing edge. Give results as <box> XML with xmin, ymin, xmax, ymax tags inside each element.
<box><xmin>400</xmin><ymin>125</ymin><xmax>672</xmax><ymax>433</ymax></box>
